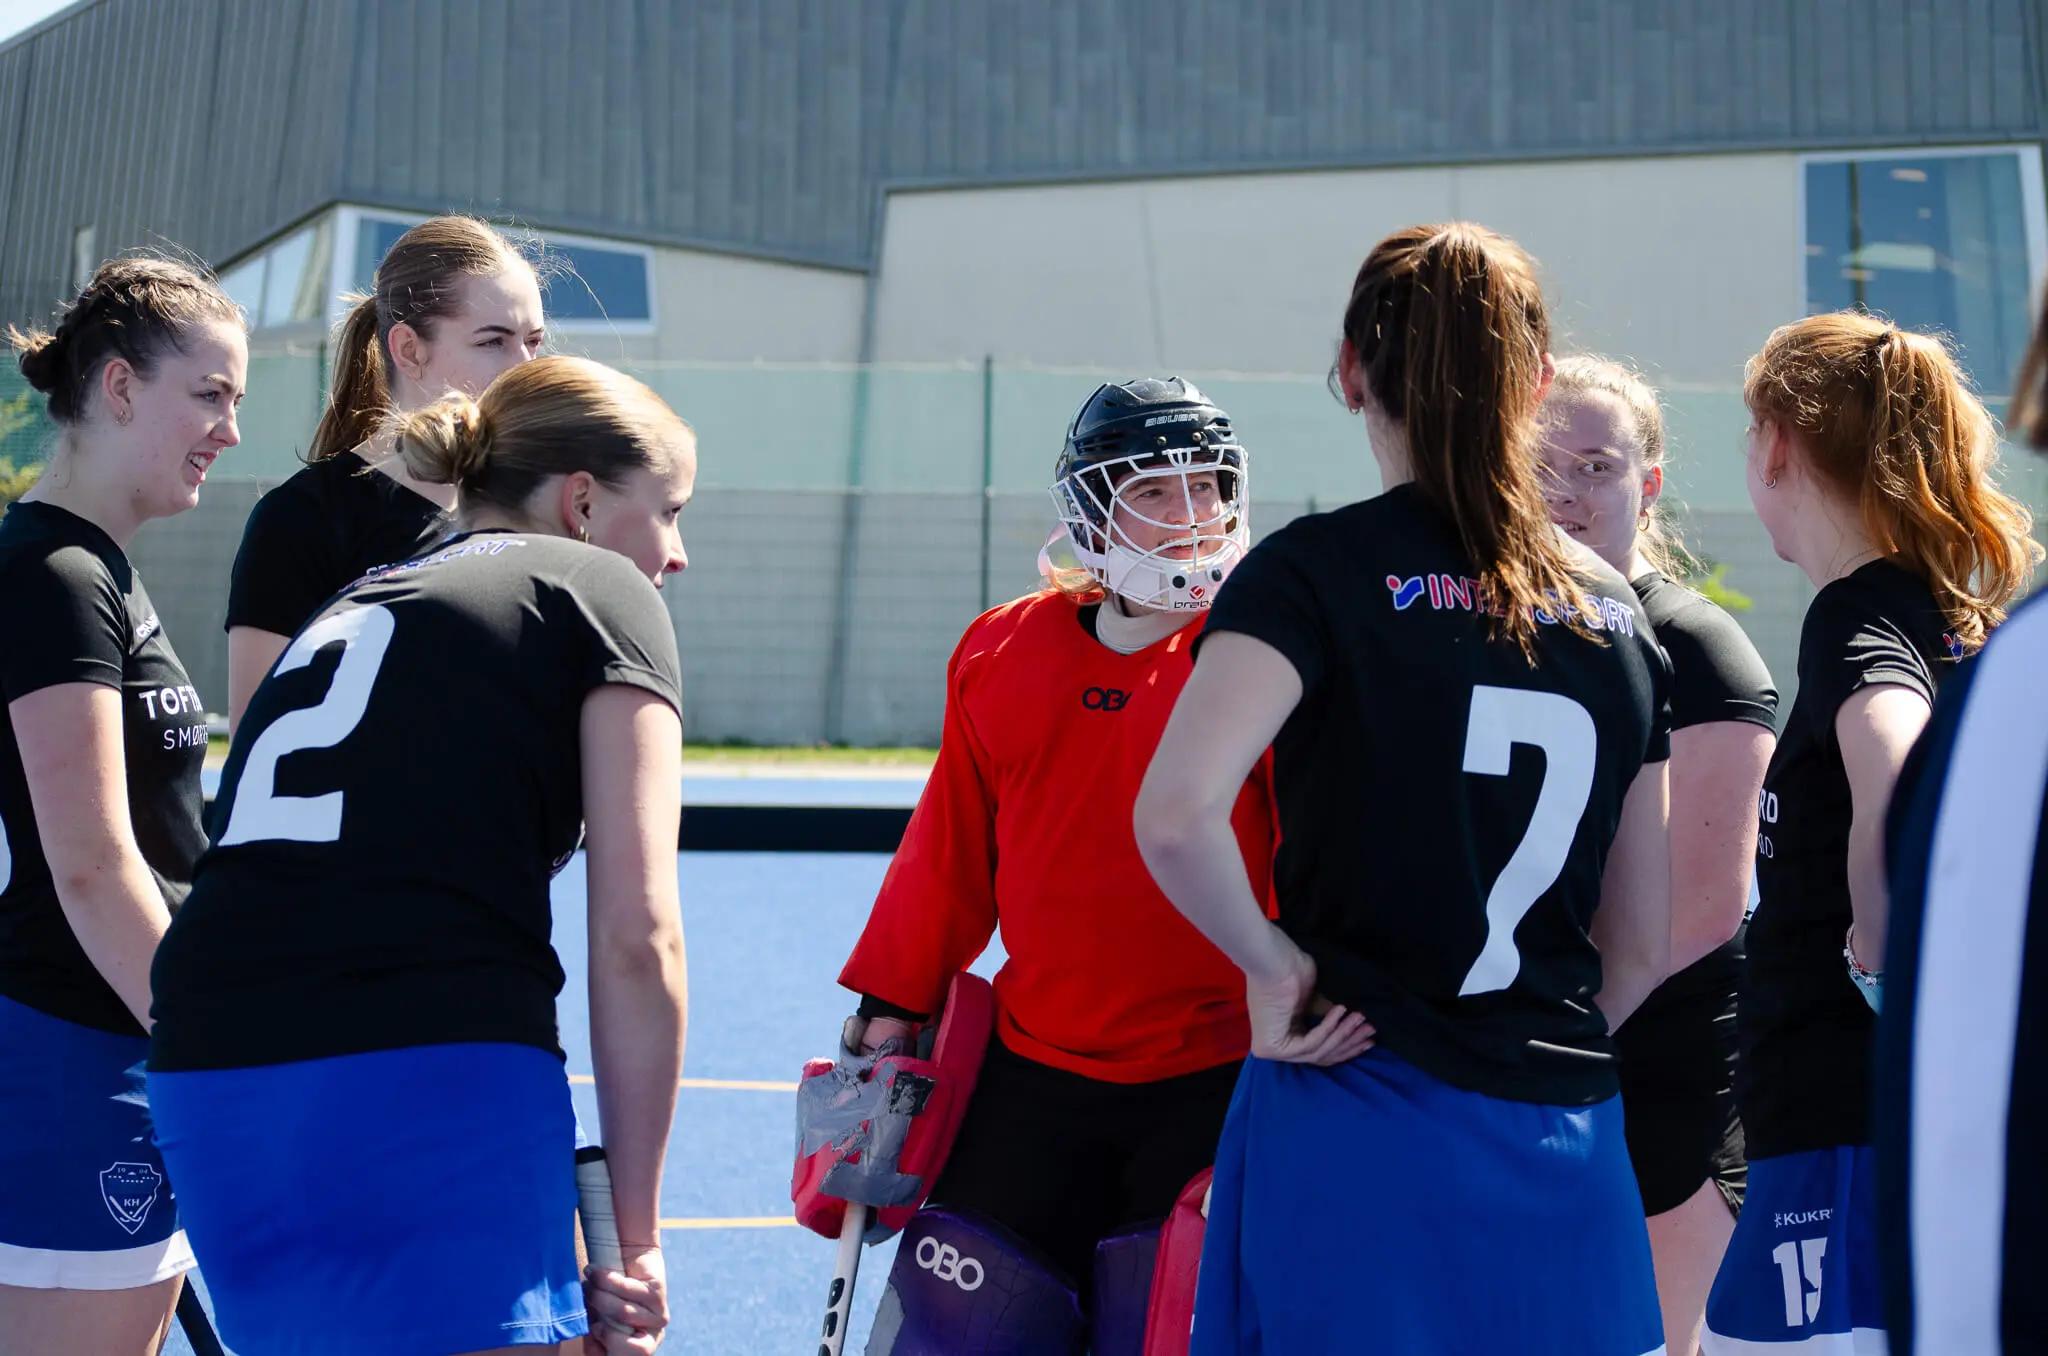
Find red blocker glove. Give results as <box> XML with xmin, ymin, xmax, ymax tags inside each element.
<box><xmin>792</xmin><ymin>972</ymin><xmax>995</xmax><ymax>1243</ymax></box>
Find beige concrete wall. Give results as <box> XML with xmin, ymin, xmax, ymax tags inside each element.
<box><xmin>865</xmin><ymin>152</ymin><xmax>1817</xmax><ymax>709</ymax></box>
<box><xmin>868</xmin><ymin>152</ymin><xmax>1804</xmax><ymax>512</ymax></box>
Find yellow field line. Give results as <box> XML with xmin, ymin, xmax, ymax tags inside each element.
<box><xmin>567</xmin><ymin>1074</ymin><xmax>799</xmax><ymax>1092</ymax></box>
<box><xmin>661</xmin><ymin>1216</ymin><xmax>797</xmax><ymax>1230</ymax></box>
<box><xmin>682</xmin><ymin>1077</ymin><xmax>800</xmax><ymax>1092</ymax></box>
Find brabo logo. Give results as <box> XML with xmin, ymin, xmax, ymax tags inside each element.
<box><xmin>915</xmin><ymin>1235</ymin><xmax>985</xmax><ymax>1291</ymax></box>
<box><xmin>1082</xmin><ymin>686</ymin><xmax>1130</xmax><ymax>712</ymax></box>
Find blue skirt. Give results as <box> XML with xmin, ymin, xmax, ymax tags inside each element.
<box><xmin>149</xmin><ymin>1042</ymin><xmax>589</xmax><ymax>1355</ymax></box>
<box><xmin>1703</xmin><ymin>1146</ymin><xmax>1886</xmax><ymax>1353</ymax></box>
<box><xmin>0</xmin><ymin>994</ymin><xmax>193</xmax><ymax>1288</ymax></box>
<box><xmin>1193</xmin><ymin>1050</ymin><xmax>1662</xmax><ymax>1356</ymax></box>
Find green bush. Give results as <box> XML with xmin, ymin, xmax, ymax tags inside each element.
<box><xmin>0</xmin><ymin>456</ymin><xmax>37</xmax><ymax>509</ymax></box>
<box><xmin>1687</xmin><ymin>560</ymin><xmax>1753</xmax><ymax>613</ymax></box>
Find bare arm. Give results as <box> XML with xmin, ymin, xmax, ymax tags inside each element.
<box><xmin>1838</xmin><ymin>683</ymin><xmax>1932</xmax><ymax>969</ymax></box>
<box><xmin>1135</xmin><ymin>632</ymin><xmax>1373</xmax><ymax>1065</ymax></box>
<box><xmin>1591</xmin><ymin>758</ymin><xmax>1672</xmax><ymax>1031</ymax></box>
<box><xmin>10</xmin><ymin>683</ymin><xmax>173</xmax><ymax>1029</ymax></box>
<box><xmin>1667</xmin><ymin>721</ymin><xmax>1775</xmax><ymax>972</ymax></box>
<box><xmin>226</xmin><ymin>625</ymin><xmax>290</xmax><ymax>733</ymax></box>
<box><xmin>582</xmin><ymin>685</ymin><xmax>687</xmax><ymax>1254</ymax></box>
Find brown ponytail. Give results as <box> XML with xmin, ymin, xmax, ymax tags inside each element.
<box><xmin>306</xmin><ymin>215</ymin><xmax>532</xmax><ymax>462</ymax></box>
<box><xmin>1745</xmin><ymin>312</ymin><xmax>2041</xmax><ymax>651</ymax></box>
<box><xmin>1341</xmin><ymin>222</ymin><xmax>1591</xmax><ymax>658</ymax></box>
<box><xmin>307</xmin><ymin>294</ymin><xmax>386</xmax><ymax>464</ymax></box>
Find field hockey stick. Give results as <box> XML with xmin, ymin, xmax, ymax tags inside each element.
<box><xmin>174</xmin><ymin>1282</ymin><xmax>225</xmax><ymax>1356</ymax></box>
<box><xmin>818</xmin><ymin>1200</ymin><xmax>867</xmax><ymax>1356</ymax></box>
<box><xmin>575</xmin><ymin>1145</ymin><xmax>634</xmax><ymax>1337</ymax></box>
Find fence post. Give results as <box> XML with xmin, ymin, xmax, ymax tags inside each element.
<box><xmin>822</xmin><ymin>363</ymin><xmax>873</xmax><ymax>745</ymax></box>
<box><xmin>314</xmin><ymin>337</ymin><xmax>328</xmax><ymax>425</ymax></box>
<box><xmin>979</xmin><ymin>355</ymin><xmax>994</xmax><ymax>612</ymax></box>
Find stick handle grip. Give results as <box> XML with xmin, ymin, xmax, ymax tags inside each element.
<box><xmin>819</xmin><ymin>1202</ymin><xmax>868</xmax><ymax>1356</ymax></box>
<box><xmin>576</xmin><ymin>1145</ymin><xmax>633</xmax><ymax>1335</ymax></box>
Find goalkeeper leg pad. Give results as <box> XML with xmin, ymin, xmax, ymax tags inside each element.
<box><xmin>865</xmin><ymin>1207</ymin><xmax>1085</xmax><ymax>1356</ymax></box>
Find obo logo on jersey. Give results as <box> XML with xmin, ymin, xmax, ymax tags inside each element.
<box><xmin>915</xmin><ymin>1236</ymin><xmax>985</xmax><ymax>1291</ymax></box>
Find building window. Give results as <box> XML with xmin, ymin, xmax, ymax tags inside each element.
<box><xmin>220</xmin><ymin>255</ymin><xmax>265</xmax><ymax>321</ymax></box>
<box><xmin>352</xmin><ymin>213</ymin><xmax>654</xmax><ymax>328</ymax></box>
<box><xmin>529</xmin><ymin>239</ymin><xmax>654</xmax><ymax>324</ymax></box>
<box><xmin>217</xmin><ymin>218</ymin><xmax>334</xmax><ymax>329</ymax></box>
<box><xmin>1804</xmin><ymin>148</ymin><xmax>2045</xmax><ymax>402</ymax></box>
<box><xmin>353</xmin><ymin>216</ymin><xmax>409</xmax><ymax>294</ymax></box>
<box><xmin>71</xmin><ymin>225</ymin><xmax>95</xmax><ymax>290</ymax></box>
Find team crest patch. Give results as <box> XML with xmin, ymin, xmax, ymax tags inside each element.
<box><xmin>99</xmin><ymin>1161</ymin><xmax>162</xmax><ymax>1236</ymax></box>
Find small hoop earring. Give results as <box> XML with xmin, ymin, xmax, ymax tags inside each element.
<box><xmin>1762</xmin><ymin>475</ymin><xmax>1778</xmax><ymax>490</ymax></box>
<box><xmin>1637</xmin><ymin>510</ymin><xmax>1650</xmax><ymax>530</ymax></box>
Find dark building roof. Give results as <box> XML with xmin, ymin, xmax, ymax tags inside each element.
<box><xmin>5</xmin><ymin>0</ymin><xmax>2045</xmax><ymax>321</ymax></box>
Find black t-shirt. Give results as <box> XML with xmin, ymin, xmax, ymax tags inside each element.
<box><xmin>1742</xmin><ymin>558</ymin><xmax>1953</xmax><ymax>1157</ymax></box>
<box><xmin>1200</xmin><ymin>484</ymin><xmax>1672</xmax><ymax>1106</ymax></box>
<box><xmin>149</xmin><ymin>532</ymin><xmax>683</xmax><ymax>1071</ymax></box>
<box><xmin>224</xmin><ymin>451</ymin><xmax>450</xmax><ymax>637</ymax></box>
<box><xmin>0</xmin><ymin>502</ymin><xmax>209</xmax><ymax>1033</ymax></box>
<box><xmin>1624</xmin><ymin>572</ymin><xmax>1779</xmax><ymax>1018</ymax></box>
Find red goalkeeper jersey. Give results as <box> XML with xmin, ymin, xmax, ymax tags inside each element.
<box><xmin>840</xmin><ymin>590</ymin><xmax>1276</xmax><ymax>1084</ymax></box>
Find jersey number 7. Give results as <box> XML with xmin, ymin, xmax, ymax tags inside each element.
<box><xmin>1457</xmin><ymin>685</ymin><xmax>1597</xmax><ymax>996</ymax></box>
<box><xmin>216</xmin><ymin>606</ymin><xmax>396</xmax><ymax>847</ymax></box>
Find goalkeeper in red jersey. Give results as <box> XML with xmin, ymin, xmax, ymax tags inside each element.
<box><xmin>834</xmin><ymin>378</ymin><xmax>1372</xmax><ymax>1355</ymax></box>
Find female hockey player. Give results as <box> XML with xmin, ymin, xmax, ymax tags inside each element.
<box><xmin>1541</xmin><ymin>356</ymin><xmax>1778</xmax><ymax>1356</ymax></box>
<box><xmin>0</xmin><ymin>257</ymin><xmax>245</xmax><ymax>1353</ymax></box>
<box><xmin>1701</xmin><ymin>313</ymin><xmax>2037</xmax><ymax>1353</ymax></box>
<box><xmin>833</xmin><ymin>377</ymin><xmax>1331</xmax><ymax>1355</ymax></box>
<box><xmin>223</xmin><ymin>213</ymin><xmax>546</xmax><ymax>728</ymax></box>
<box><xmin>147</xmin><ymin>356</ymin><xmax>691</xmax><ymax>1356</ymax></box>
<box><xmin>1138</xmin><ymin>222</ymin><xmax>1673</xmax><ymax>1355</ymax></box>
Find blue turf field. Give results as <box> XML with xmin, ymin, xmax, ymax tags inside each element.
<box><xmin>165</xmin><ymin>841</ymin><xmax>1000</xmax><ymax>1356</ymax></box>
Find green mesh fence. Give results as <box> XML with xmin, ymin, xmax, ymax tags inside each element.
<box><xmin>8</xmin><ymin>349</ymin><xmax>2048</xmax><ymax>742</ymax></box>
<box><xmin>0</xmin><ymin>349</ymin><xmax>1816</xmax><ymax>518</ymax></box>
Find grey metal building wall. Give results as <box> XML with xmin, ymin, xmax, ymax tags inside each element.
<box><xmin>8</xmin><ymin>0</ymin><xmax>2048</xmax><ymax>322</ymax></box>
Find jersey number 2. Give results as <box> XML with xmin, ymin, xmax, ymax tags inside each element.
<box><xmin>217</xmin><ymin>606</ymin><xmax>396</xmax><ymax>847</ymax></box>
<box><xmin>1457</xmin><ymin>685</ymin><xmax>1597</xmax><ymax>996</ymax></box>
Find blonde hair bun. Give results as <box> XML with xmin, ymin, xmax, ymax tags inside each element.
<box><xmin>395</xmin><ymin>393</ymin><xmax>491</xmax><ymax>486</ymax></box>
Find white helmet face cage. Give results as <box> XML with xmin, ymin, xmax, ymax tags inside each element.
<box><xmin>1050</xmin><ymin>445</ymin><xmax>1250</xmax><ymax>612</ymax></box>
